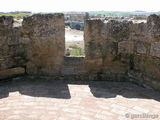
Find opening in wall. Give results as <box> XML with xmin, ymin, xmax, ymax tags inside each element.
<box><xmin>13</xmin><ymin>19</ymin><xmax>23</xmax><ymax>27</ymax></box>
<box><xmin>65</xmin><ymin>23</ymin><xmax>85</xmax><ymax>57</ymax></box>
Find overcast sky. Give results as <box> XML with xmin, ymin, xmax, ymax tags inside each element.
<box><xmin>0</xmin><ymin>0</ymin><xmax>159</xmax><ymax>12</ymax></box>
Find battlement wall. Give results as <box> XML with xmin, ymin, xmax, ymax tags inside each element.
<box><xmin>0</xmin><ymin>14</ymin><xmax>159</xmax><ymax>92</ymax></box>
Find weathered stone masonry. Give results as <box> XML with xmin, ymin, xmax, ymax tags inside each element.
<box><xmin>0</xmin><ymin>13</ymin><xmax>160</xmax><ymax>92</ymax></box>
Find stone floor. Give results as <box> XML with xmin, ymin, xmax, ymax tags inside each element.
<box><xmin>0</xmin><ymin>77</ymin><xmax>160</xmax><ymax>120</ymax></box>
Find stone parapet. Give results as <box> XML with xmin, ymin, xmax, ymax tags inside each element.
<box><xmin>0</xmin><ymin>14</ymin><xmax>160</xmax><ymax>92</ymax></box>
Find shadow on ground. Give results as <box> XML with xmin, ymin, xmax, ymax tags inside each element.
<box><xmin>0</xmin><ymin>77</ymin><xmax>71</xmax><ymax>99</ymax></box>
<box><xmin>0</xmin><ymin>77</ymin><xmax>160</xmax><ymax>101</ymax></box>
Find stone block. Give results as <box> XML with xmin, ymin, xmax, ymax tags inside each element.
<box><xmin>150</xmin><ymin>42</ymin><xmax>160</xmax><ymax>57</ymax></box>
<box><xmin>87</xmin><ymin>66</ymin><xmax>102</xmax><ymax>74</ymax></box>
<box><xmin>7</xmin><ymin>27</ymin><xmax>19</xmax><ymax>45</ymax></box>
<box><xmin>64</xmin><ymin>56</ymin><xmax>84</xmax><ymax>65</ymax></box>
<box><xmin>104</xmin><ymin>57</ymin><xmax>128</xmax><ymax>68</ymax></box>
<box><xmin>0</xmin><ymin>58</ymin><xmax>5</xmax><ymax>64</ymax></box>
<box><xmin>0</xmin><ymin>67</ymin><xmax>25</xmax><ymax>79</ymax></box>
<box><xmin>25</xmin><ymin>61</ymin><xmax>38</xmax><ymax>75</ymax></box>
<box><xmin>61</xmin><ymin>67</ymin><xmax>88</xmax><ymax>75</ymax></box>
<box><xmin>128</xmin><ymin>70</ymin><xmax>142</xmax><ymax>79</ymax></box>
<box><xmin>101</xmin><ymin>42</ymin><xmax>117</xmax><ymax>57</ymax></box>
<box><xmin>0</xmin><ymin>16</ymin><xmax>13</xmax><ymax>27</ymax></box>
<box><xmin>103</xmin><ymin>67</ymin><xmax>111</xmax><ymax>75</ymax></box>
<box><xmin>133</xmin><ymin>56</ymin><xmax>146</xmax><ymax>71</ymax></box>
<box><xmin>19</xmin><ymin>37</ymin><xmax>31</xmax><ymax>44</ymax></box>
<box><xmin>23</xmin><ymin>36</ymin><xmax>65</xmax><ymax>66</ymax></box>
<box><xmin>142</xmin><ymin>74</ymin><xmax>160</xmax><ymax>91</ymax></box>
<box><xmin>46</xmin><ymin>56</ymin><xmax>64</xmax><ymax>66</ymax></box>
<box><xmin>0</xmin><ymin>37</ymin><xmax>6</xmax><ymax>55</ymax></box>
<box><xmin>147</xmin><ymin>14</ymin><xmax>160</xmax><ymax>35</ymax></box>
<box><xmin>22</xmin><ymin>14</ymin><xmax>64</xmax><ymax>30</ymax></box>
<box><xmin>118</xmin><ymin>41</ymin><xmax>134</xmax><ymax>54</ymax></box>
<box><xmin>0</xmin><ymin>60</ymin><xmax>16</xmax><ymax>70</ymax></box>
<box><xmin>61</xmin><ymin>68</ymin><xmax>77</xmax><ymax>75</ymax></box>
<box><xmin>84</xmin><ymin>20</ymin><xmax>103</xmax><ymax>58</ymax></box>
<box><xmin>107</xmin><ymin>20</ymin><xmax>132</xmax><ymax>41</ymax></box>
<box><xmin>144</xmin><ymin>58</ymin><xmax>160</xmax><ymax>76</ymax></box>
<box><xmin>0</xmin><ymin>27</ymin><xmax>11</xmax><ymax>36</ymax></box>
<box><xmin>1</xmin><ymin>43</ymin><xmax>9</xmax><ymax>56</ymax></box>
<box><xmin>77</xmin><ymin>68</ymin><xmax>88</xmax><ymax>75</ymax></box>
<box><xmin>34</xmin><ymin>25</ymin><xmax>64</xmax><ymax>37</ymax></box>
<box><xmin>0</xmin><ymin>37</ymin><xmax>6</xmax><ymax>46</ymax></box>
<box><xmin>39</xmin><ymin>66</ymin><xmax>61</xmax><ymax>75</ymax></box>
<box><xmin>137</xmin><ymin>43</ymin><xmax>147</xmax><ymax>54</ymax></box>
<box><xmin>85</xmin><ymin>41</ymin><xmax>102</xmax><ymax>58</ymax></box>
<box><xmin>85</xmin><ymin>58</ymin><xmax>103</xmax><ymax>66</ymax></box>
<box><xmin>111</xmin><ymin>68</ymin><xmax>127</xmax><ymax>74</ymax></box>
<box><xmin>9</xmin><ymin>44</ymin><xmax>24</xmax><ymax>55</ymax></box>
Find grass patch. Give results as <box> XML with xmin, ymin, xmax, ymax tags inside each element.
<box><xmin>72</xmin><ymin>48</ymin><xmax>85</xmax><ymax>56</ymax></box>
<box><xmin>67</xmin><ymin>44</ymin><xmax>85</xmax><ymax>56</ymax></box>
<box><xmin>69</xmin><ymin>44</ymin><xmax>78</xmax><ymax>48</ymax></box>
<box><xmin>0</xmin><ymin>13</ymin><xmax>32</xmax><ymax>19</ymax></box>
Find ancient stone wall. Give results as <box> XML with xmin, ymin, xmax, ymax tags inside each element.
<box><xmin>85</xmin><ymin>15</ymin><xmax>160</xmax><ymax>91</ymax></box>
<box><xmin>128</xmin><ymin>15</ymin><xmax>160</xmax><ymax>91</ymax></box>
<box><xmin>20</xmin><ymin>14</ymin><xmax>65</xmax><ymax>75</ymax></box>
<box><xmin>0</xmin><ymin>16</ymin><xmax>25</xmax><ymax>79</ymax></box>
<box><xmin>0</xmin><ymin>14</ymin><xmax>159</xmax><ymax>92</ymax></box>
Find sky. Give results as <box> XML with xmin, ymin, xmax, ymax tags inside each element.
<box><xmin>0</xmin><ymin>0</ymin><xmax>160</xmax><ymax>13</ymax></box>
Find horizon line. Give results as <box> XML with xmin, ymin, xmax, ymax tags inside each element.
<box><xmin>1</xmin><ymin>10</ymin><xmax>160</xmax><ymax>13</ymax></box>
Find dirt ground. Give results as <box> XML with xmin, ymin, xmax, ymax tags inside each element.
<box><xmin>65</xmin><ymin>27</ymin><xmax>84</xmax><ymax>49</ymax></box>
<box><xmin>65</xmin><ymin>41</ymin><xmax>84</xmax><ymax>49</ymax></box>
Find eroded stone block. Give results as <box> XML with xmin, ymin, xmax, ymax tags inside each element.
<box><xmin>101</xmin><ymin>42</ymin><xmax>117</xmax><ymax>57</ymax></box>
<box><xmin>150</xmin><ymin>42</ymin><xmax>160</xmax><ymax>57</ymax></box>
<box><xmin>0</xmin><ymin>67</ymin><xmax>25</xmax><ymax>79</ymax></box>
<box><xmin>85</xmin><ymin>58</ymin><xmax>103</xmax><ymax>66</ymax></box>
<box><xmin>118</xmin><ymin>41</ymin><xmax>134</xmax><ymax>54</ymax></box>
<box><xmin>137</xmin><ymin>43</ymin><xmax>147</xmax><ymax>54</ymax></box>
<box><xmin>19</xmin><ymin>37</ymin><xmax>31</xmax><ymax>44</ymax></box>
<box><xmin>34</xmin><ymin>25</ymin><xmax>63</xmax><ymax>37</ymax></box>
<box><xmin>9</xmin><ymin>44</ymin><xmax>24</xmax><ymax>55</ymax></box>
<box><xmin>61</xmin><ymin>68</ymin><xmax>77</xmax><ymax>75</ymax></box>
<box><xmin>0</xmin><ymin>60</ymin><xmax>16</xmax><ymax>69</ymax></box>
<box><xmin>7</xmin><ymin>27</ymin><xmax>19</xmax><ymax>45</ymax></box>
<box><xmin>64</xmin><ymin>56</ymin><xmax>84</xmax><ymax>65</ymax></box>
<box><xmin>0</xmin><ymin>16</ymin><xmax>13</xmax><ymax>27</ymax></box>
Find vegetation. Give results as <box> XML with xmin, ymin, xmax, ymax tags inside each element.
<box><xmin>72</xmin><ymin>48</ymin><xmax>85</xmax><ymax>56</ymax></box>
<box><xmin>86</xmin><ymin>10</ymin><xmax>160</xmax><ymax>16</ymax></box>
<box><xmin>68</xmin><ymin>44</ymin><xmax>85</xmax><ymax>56</ymax></box>
<box><xmin>119</xmin><ymin>12</ymin><xmax>132</xmax><ymax>15</ymax></box>
<box><xmin>69</xmin><ymin>44</ymin><xmax>78</xmax><ymax>48</ymax></box>
<box><xmin>0</xmin><ymin>13</ymin><xmax>31</xmax><ymax>19</ymax></box>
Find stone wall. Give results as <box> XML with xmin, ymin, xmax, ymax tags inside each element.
<box><xmin>0</xmin><ymin>16</ymin><xmax>25</xmax><ymax>79</ymax></box>
<box><xmin>0</xmin><ymin>14</ymin><xmax>159</xmax><ymax>92</ymax></box>
<box><xmin>88</xmin><ymin>15</ymin><xmax>160</xmax><ymax>91</ymax></box>
<box><xmin>128</xmin><ymin>15</ymin><xmax>160</xmax><ymax>91</ymax></box>
<box><xmin>20</xmin><ymin>14</ymin><xmax>65</xmax><ymax>76</ymax></box>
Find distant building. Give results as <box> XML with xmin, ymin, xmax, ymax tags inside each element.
<box><xmin>10</xmin><ymin>11</ymin><xmax>32</xmax><ymax>14</ymax></box>
<box><xmin>65</xmin><ymin>12</ymin><xmax>85</xmax><ymax>21</ymax></box>
<box><xmin>1</xmin><ymin>11</ymin><xmax>32</xmax><ymax>14</ymax></box>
